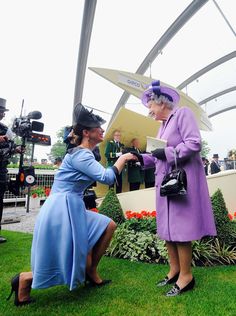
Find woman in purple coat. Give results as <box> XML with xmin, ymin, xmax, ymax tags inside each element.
<box><xmin>133</xmin><ymin>80</ymin><xmax>216</xmax><ymax>297</ymax></box>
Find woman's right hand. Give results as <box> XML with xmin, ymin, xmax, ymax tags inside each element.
<box><xmin>119</xmin><ymin>152</ymin><xmax>137</xmax><ymax>162</ymax></box>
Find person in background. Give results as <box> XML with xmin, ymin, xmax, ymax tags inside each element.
<box><xmin>63</xmin><ymin>125</ymin><xmax>76</xmax><ymax>153</ymax></box>
<box><xmin>125</xmin><ymin>138</ymin><xmax>144</xmax><ymax>191</ymax></box>
<box><xmin>104</xmin><ymin>129</ymin><xmax>124</xmax><ymax>193</ymax></box>
<box><xmin>210</xmin><ymin>154</ymin><xmax>221</xmax><ymax>174</ymax></box>
<box><xmin>132</xmin><ymin>80</ymin><xmax>216</xmax><ymax>297</ymax></box>
<box><xmin>144</xmin><ymin>167</ymin><xmax>155</xmax><ymax>188</ymax></box>
<box><xmin>7</xmin><ymin>103</ymin><xmax>135</xmax><ymax>306</ymax></box>
<box><xmin>0</xmin><ymin>98</ymin><xmax>24</xmax><ymax>244</ymax></box>
<box><xmin>54</xmin><ymin>157</ymin><xmax>62</xmax><ymax>168</ymax></box>
<box><xmin>201</xmin><ymin>157</ymin><xmax>209</xmax><ymax>176</ymax></box>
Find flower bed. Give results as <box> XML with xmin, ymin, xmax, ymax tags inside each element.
<box><xmin>30</xmin><ymin>186</ymin><xmax>51</xmax><ymax>199</ymax></box>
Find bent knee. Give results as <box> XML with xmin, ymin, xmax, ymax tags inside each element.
<box><xmin>109</xmin><ymin>220</ymin><xmax>117</xmax><ymax>232</ymax></box>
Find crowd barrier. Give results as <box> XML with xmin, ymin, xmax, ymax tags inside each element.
<box><xmin>3</xmin><ymin>168</ymin><xmax>56</xmax><ymax>204</ymax></box>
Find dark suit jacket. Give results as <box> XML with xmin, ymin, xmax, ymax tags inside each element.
<box><xmin>210</xmin><ymin>160</ymin><xmax>221</xmax><ymax>174</ymax></box>
<box><xmin>105</xmin><ymin>140</ymin><xmax>124</xmax><ymax>166</ymax></box>
<box><xmin>124</xmin><ymin>146</ymin><xmax>144</xmax><ymax>183</ymax></box>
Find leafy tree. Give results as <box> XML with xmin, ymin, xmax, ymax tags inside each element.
<box><xmin>49</xmin><ymin>127</ymin><xmax>66</xmax><ymax>162</ymax></box>
<box><xmin>227</xmin><ymin>149</ymin><xmax>236</xmax><ymax>160</ymax></box>
<box><xmin>201</xmin><ymin>139</ymin><xmax>210</xmax><ymax>158</ymax></box>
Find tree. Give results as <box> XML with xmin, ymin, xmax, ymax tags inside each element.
<box><xmin>49</xmin><ymin>127</ymin><xmax>66</xmax><ymax>162</ymax></box>
<box><xmin>201</xmin><ymin>139</ymin><xmax>211</xmax><ymax>158</ymax></box>
<box><xmin>98</xmin><ymin>188</ymin><xmax>125</xmax><ymax>224</ymax></box>
<box><xmin>227</xmin><ymin>149</ymin><xmax>236</xmax><ymax>160</ymax></box>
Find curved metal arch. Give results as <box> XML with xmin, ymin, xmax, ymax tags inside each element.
<box><xmin>199</xmin><ymin>86</ymin><xmax>236</xmax><ymax>105</ymax></box>
<box><xmin>109</xmin><ymin>0</ymin><xmax>209</xmax><ymax>126</ymax></box>
<box><xmin>208</xmin><ymin>105</ymin><xmax>236</xmax><ymax>118</ymax></box>
<box><xmin>73</xmin><ymin>0</ymin><xmax>97</xmax><ymax>108</ymax></box>
<box><xmin>177</xmin><ymin>51</ymin><xmax>236</xmax><ymax>90</ymax></box>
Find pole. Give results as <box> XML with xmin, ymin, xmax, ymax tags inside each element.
<box><xmin>26</xmin><ymin>143</ymin><xmax>35</xmax><ymax>213</ymax></box>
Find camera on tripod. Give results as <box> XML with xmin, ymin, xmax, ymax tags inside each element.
<box><xmin>12</xmin><ymin>111</ymin><xmax>44</xmax><ymax>138</ymax></box>
<box><xmin>9</xmin><ymin>108</ymin><xmax>51</xmax><ymax>196</ymax></box>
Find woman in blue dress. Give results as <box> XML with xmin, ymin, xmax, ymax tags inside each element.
<box><xmin>7</xmin><ymin>103</ymin><xmax>135</xmax><ymax>306</ymax></box>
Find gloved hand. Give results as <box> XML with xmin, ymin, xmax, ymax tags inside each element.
<box><xmin>151</xmin><ymin>148</ymin><xmax>166</xmax><ymax>160</ymax></box>
<box><xmin>130</xmin><ymin>151</ymin><xmax>144</xmax><ymax>165</ymax></box>
<box><xmin>116</xmin><ymin>152</ymin><xmax>122</xmax><ymax>158</ymax></box>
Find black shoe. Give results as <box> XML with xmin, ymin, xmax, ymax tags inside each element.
<box><xmin>0</xmin><ymin>236</ymin><xmax>7</xmax><ymax>243</ymax></box>
<box><xmin>6</xmin><ymin>274</ymin><xmax>35</xmax><ymax>307</ymax></box>
<box><xmin>156</xmin><ymin>272</ymin><xmax>179</xmax><ymax>287</ymax></box>
<box><xmin>165</xmin><ymin>277</ymin><xmax>195</xmax><ymax>297</ymax></box>
<box><xmin>85</xmin><ymin>274</ymin><xmax>112</xmax><ymax>287</ymax></box>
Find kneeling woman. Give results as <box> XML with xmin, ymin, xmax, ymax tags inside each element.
<box><xmin>7</xmin><ymin>104</ymin><xmax>135</xmax><ymax>306</ymax></box>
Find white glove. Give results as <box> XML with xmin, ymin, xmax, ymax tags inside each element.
<box><xmin>116</xmin><ymin>152</ymin><xmax>122</xmax><ymax>158</ymax></box>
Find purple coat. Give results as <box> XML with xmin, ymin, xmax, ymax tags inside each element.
<box><xmin>142</xmin><ymin>106</ymin><xmax>216</xmax><ymax>242</ymax></box>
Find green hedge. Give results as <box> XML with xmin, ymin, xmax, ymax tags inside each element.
<box><xmin>98</xmin><ymin>188</ymin><xmax>125</xmax><ymax>224</ymax></box>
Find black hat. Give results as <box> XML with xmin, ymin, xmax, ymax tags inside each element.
<box><xmin>73</xmin><ymin>103</ymin><xmax>106</xmax><ymax>128</ymax></box>
<box><xmin>0</xmin><ymin>98</ymin><xmax>9</xmax><ymax>112</ymax></box>
<box><xmin>213</xmin><ymin>154</ymin><xmax>219</xmax><ymax>158</ymax></box>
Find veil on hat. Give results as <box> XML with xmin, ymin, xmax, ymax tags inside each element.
<box><xmin>73</xmin><ymin>103</ymin><xmax>106</xmax><ymax>128</ymax></box>
<box><xmin>141</xmin><ymin>80</ymin><xmax>180</xmax><ymax>107</ymax></box>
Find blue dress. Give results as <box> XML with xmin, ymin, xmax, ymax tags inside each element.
<box><xmin>31</xmin><ymin>147</ymin><xmax>116</xmax><ymax>290</ymax></box>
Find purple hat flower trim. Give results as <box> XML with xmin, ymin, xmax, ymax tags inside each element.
<box><xmin>141</xmin><ymin>80</ymin><xmax>180</xmax><ymax>107</ymax></box>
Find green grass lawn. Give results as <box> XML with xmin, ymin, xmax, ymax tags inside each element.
<box><xmin>1</xmin><ymin>230</ymin><xmax>236</xmax><ymax>316</ymax></box>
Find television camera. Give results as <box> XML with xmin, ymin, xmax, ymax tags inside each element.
<box><xmin>9</xmin><ymin>105</ymin><xmax>51</xmax><ymax>198</ymax></box>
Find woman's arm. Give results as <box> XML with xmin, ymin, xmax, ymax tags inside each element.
<box><xmin>71</xmin><ymin>150</ymin><xmax>135</xmax><ymax>185</ymax></box>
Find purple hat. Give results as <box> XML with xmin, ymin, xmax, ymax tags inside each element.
<box><xmin>141</xmin><ymin>80</ymin><xmax>180</xmax><ymax>107</ymax></box>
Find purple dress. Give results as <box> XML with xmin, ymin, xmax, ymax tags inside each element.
<box><xmin>142</xmin><ymin>106</ymin><xmax>216</xmax><ymax>242</ymax></box>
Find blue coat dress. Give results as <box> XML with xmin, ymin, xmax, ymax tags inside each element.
<box><xmin>31</xmin><ymin>147</ymin><xmax>116</xmax><ymax>290</ymax></box>
<box><xmin>142</xmin><ymin>106</ymin><xmax>216</xmax><ymax>242</ymax></box>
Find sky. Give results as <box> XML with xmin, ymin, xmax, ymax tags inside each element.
<box><xmin>0</xmin><ymin>0</ymin><xmax>236</xmax><ymax>161</ymax></box>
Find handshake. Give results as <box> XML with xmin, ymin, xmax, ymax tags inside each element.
<box><xmin>115</xmin><ymin>152</ymin><xmax>122</xmax><ymax>158</ymax></box>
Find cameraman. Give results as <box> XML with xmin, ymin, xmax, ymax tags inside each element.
<box><xmin>0</xmin><ymin>98</ymin><xmax>24</xmax><ymax>243</ymax></box>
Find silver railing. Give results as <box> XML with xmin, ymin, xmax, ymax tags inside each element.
<box><xmin>3</xmin><ymin>168</ymin><xmax>56</xmax><ymax>204</ymax></box>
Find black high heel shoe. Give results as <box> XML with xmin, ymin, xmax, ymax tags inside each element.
<box><xmin>165</xmin><ymin>277</ymin><xmax>195</xmax><ymax>297</ymax></box>
<box><xmin>6</xmin><ymin>274</ymin><xmax>35</xmax><ymax>307</ymax></box>
<box><xmin>85</xmin><ymin>273</ymin><xmax>112</xmax><ymax>287</ymax></box>
<box><xmin>156</xmin><ymin>272</ymin><xmax>180</xmax><ymax>287</ymax></box>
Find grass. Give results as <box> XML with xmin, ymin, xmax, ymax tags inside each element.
<box><xmin>1</xmin><ymin>230</ymin><xmax>236</xmax><ymax>316</ymax></box>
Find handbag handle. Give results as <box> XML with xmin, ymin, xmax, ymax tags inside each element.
<box><xmin>173</xmin><ymin>149</ymin><xmax>178</xmax><ymax>170</ymax></box>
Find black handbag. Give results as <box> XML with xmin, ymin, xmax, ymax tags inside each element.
<box><xmin>160</xmin><ymin>150</ymin><xmax>187</xmax><ymax>197</ymax></box>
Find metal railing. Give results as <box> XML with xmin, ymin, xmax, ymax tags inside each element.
<box><xmin>3</xmin><ymin>168</ymin><xmax>56</xmax><ymax>204</ymax></box>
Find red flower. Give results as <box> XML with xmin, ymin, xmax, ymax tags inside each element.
<box><xmin>45</xmin><ymin>187</ymin><xmax>51</xmax><ymax>197</ymax></box>
<box><xmin>125</xmin><ymin>210</ymin><xmax>157</xmax><ymax>220</ymax></box>
<box><xmin>234</xmin><ymin>211</ymin><xmax>236</xmax><ymax>218</ymax></box>
<box><xmin>32</xmin><ymin>193</ymin><xmax>38</xmax><ymax>199</ymax></box>
<box><xmin>141</xmin><ymin>210</ymin><xmax>148</xmax><ymax>216</ymax></box>
<box><xmin>90</xmin><ymin>208</ymin><xmax>99</xmax><ymax>213</ymax></box>
<box><xmin>228</xmin><ymin>213</ymin><xmax>233</xmax><ymax>221</ymax></box>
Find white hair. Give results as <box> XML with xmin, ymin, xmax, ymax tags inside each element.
<box><xmin>152</xmin><ymin>94</ymin><xmax>174</xmax><ymax>109</ymax></box>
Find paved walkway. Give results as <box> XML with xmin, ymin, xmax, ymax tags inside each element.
<box><xmin>2</xmin><ymin>205</ymin><xmax>40</xmax><ymax>234</ymax></box>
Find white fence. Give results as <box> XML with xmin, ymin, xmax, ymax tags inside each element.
<box><xmin>3</xmin><ymin>168</ymin><xmax>56</xmax><ymax>204</ymax></box>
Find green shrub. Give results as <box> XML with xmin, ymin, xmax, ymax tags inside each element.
<box><xmin>106</xmin><ymin>225</ymin><xmax>168</xmax><ymax>263</ymax></box>
<box><xmin>98</xmin><ymin>188</ymin><xmax>125</xmax><ymax>224</ymax></box>
<box><xmin>211</xmin><ymin>189</ymin><xmax>236</xmax><ymax>245</ymax></box>
<box><xmin>192</xmin><ymin>238</ymin><xmax>236</xmax><ymax>266</ymax></box>
<box><xmin>122</xmin><ymin>217</ymin><xmax>156</xmax><ymax>234</ymax></box>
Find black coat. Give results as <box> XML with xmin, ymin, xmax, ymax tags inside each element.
<box><xmin>210</xmin><ymin>160</ymin><xmax>221</xmax><ymax>174</ymax></box>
